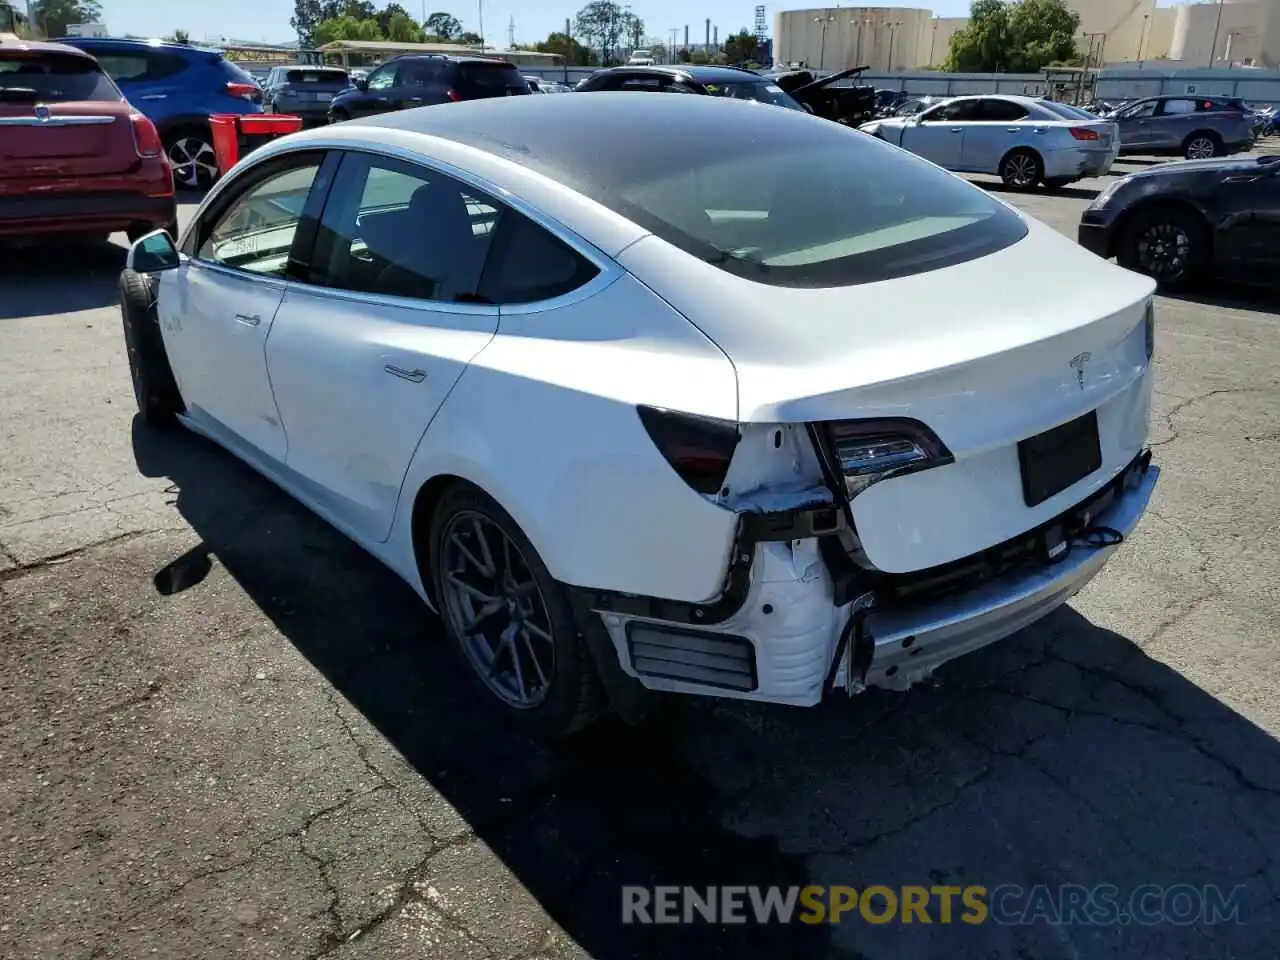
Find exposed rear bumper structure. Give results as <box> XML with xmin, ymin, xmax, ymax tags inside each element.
<box><xmin>587</xmin><ymin>452</ymin><xmax>1158</xmax><ymax>707</ymax></box>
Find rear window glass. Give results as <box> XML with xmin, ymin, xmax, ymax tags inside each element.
<box><xmin>1038</xmin><ymin>101</ymin><xmax>1097</xmax><ymax>121</ymax></box>
<box><xmin>459</xmin><ymin>62</ymin><xmax>527</xmax><ymax>91</ymax></box>
<box><xmin>0</xmin><ymin>52</ymin><xmax>120</xmax><ymax>102</ymax></box>
<box><xmin>529</xmin><ymin>117</ymin><xmax>1025</xmax><ymax>287</ymax></box>
<box><xmin>285</xmin><ymin>69</ymin><xmax>347</xmax><ymax>84</ymax></box>
<box><xmin>702</xmin><ymin>80</ymin><xmax>804</xmax><ymax>111</ymax></box>
<box><xmin>218</xmin><ymin>55</ymin><xmax>259</xmax><ymax>85</ymax></box>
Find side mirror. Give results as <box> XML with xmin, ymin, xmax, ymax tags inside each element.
<box><xmin>354</xmin><ymin>77</ymin><xmax>369</xmax><ymax>91</ymax></box>
<box><xmin>127</xmin><ymin>229</ymin><xmax>180</xmax><ymax>273</ymax></box>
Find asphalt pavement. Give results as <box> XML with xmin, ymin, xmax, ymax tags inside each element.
<box><xmin>1</xmin><ymin>159</ymin><xmax>1278</xmax><ymax>960</ymax></box>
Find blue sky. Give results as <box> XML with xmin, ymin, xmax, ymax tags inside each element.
<box><xmin>98</xmin><ymin>0</ymin><xmax>982</xmax><ymax>46</ymax></box>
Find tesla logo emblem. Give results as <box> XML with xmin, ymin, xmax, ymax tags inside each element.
<box><xmin>34</xmin><ymin>105</ymin><xmax>50</xmax><ymax>121</ymax></box>
<box><xmin>1069</xmin><ymin>352</ymin><xmax>1092</xmax><ymax>391</ymax></box>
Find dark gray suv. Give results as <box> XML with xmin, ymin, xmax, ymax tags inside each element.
<box><xmin>262</xmin><ymin>65</ymin><xmax>350</xmax><ymax>126</ymax></box>
<box><xmin>1112</xmin><ymin>95</ymin><xmax>1254</xmax><ymax>159</ymax></box>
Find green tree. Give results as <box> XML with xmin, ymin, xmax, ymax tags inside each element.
<box><xmin>535</xmin><ymin>31</ymin><xmax>597</xmax><ymax>66</ymax></box>
<box><xmin>385</xmin><ymin>9</ymin><xmax>424</xmax><ymax>42</ymax></box>
<box><xmin>30</xmin><ymin>0</ymin><xmax>101</xmax><ymax>37</ymax></box>
<box><xmin>455</xmin><ymin>30</ymin><xmax>482</xmax><ymax>45</ymax></box>
<box><xmin>620</xmin><ymin>10</ymin><xmax>643</xmax><ymax>50</ymax></box>
<box><xmin>291</xmin><ymin>0</ymin><xmax>323</xmax><ymax>45</ymax></box>
<box><xmin>575</xmin><ymin>0</ymin><xmax>625</xmax><ymax>66</ymax></box>
<box><xmin>312</xmin><ymin>14</ymin><xmax>383</xmax><ymax>45</ymax></box>
<box><xmin>424</xmin><ymin>11</ymin><xmax>461</xmax><ymax>40</ymax></box>
<box><xmin>689</xmin><ymin>48</ymin><xmax>709</xmax><ymax>64</ymax></box>
<box><xmin>676</xmin><ymin>46</ymin><xmax>691</xmax><ymax>63</ymax></box>
<box><xmin>320</xmin><ymin>0</ymin><xmax>375</xmax><ymax>18</ymax></box>
<box><xmin>169</xmin><ymin>28</ymin><xmax>190</xmax><ymax>43</ymax></box>
<box><xmin>722</xmin><ymin>28</ymin><xmax>757</xmax><ymax>64</ymax></box>
<box><xmin>945</xmin><ymin>0</ymin><xmax>1078</xmax><ymax>73</ymax></box>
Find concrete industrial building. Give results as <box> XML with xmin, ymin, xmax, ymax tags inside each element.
<box><xmin>774</xmin><ymin>1</ymin><xmax>1280</xmax><ymax>71</ymax></box>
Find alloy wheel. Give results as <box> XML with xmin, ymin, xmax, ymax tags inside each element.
<box><xmin>167</xmin><ymin>135</ymin><xmax>218</xmax><ymax>189</ymax></box>
<box><xmin>439</xmin><ymin>511</ymin><xmax>556</xmax><ymax>709</ymax></box>
<box><xmin>1186</xmin><ymin>136</ymin><xmax>1216</xmax><ymax>160</ymax></box>
<box><xmin>1136</xmin><ymin>221</ymin><xmax>1192</xmax><ymax>281</ymax></box>
<box><xmin>1004</xmin><ymin>154</ymin><xmax>1037</xmax><ymax>187</ymax></box>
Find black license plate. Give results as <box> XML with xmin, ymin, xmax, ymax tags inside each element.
<box><xmin>1017</xmin><ymin>411</ymin><xmax>1102</xmax><ymax>507</ymax></box>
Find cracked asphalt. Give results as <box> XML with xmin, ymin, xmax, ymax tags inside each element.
<box><xmin>2</xmin><ymin>159</ymin><xmax>1279</xmax><ymax>960</ymax></box>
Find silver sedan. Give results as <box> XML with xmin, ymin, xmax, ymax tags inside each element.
<box><xmin>861</xmin><ymin>94</ymin><xmax>1119</xmax><ymax>191</ymax></box>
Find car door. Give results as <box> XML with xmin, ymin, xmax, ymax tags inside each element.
<box><xmin>1151</xmin><ymin>98</ymin><xmax>1198</xmax><ymax>150</ymax></box>
<box><xmin>1211</xmin><ymin>165</ymin><xmax>1280</xmax><ymax>269</ymax></box>
<box><xmin>264</xmin><ymin>152</ymin><xmax>502</xmax><ymax>540</ymax></box>
<box><xmin>350</xmin><ymin>62</ymin><xmax>399</xmax><ymax>117</ymax></box>
<box><xmin>960</xmin><ymin>98</ymin><xmax>1033</xmax><ymax>173</ymax></box>
<box><xmin>900</xmin><ymin>98</ymin><xmax>979</xmax><ymax>169</ymax></box>
<box><xmin>161</xmin><ymin>152</ymin><xmax>329</xmax><ymax>462</ymax></box>
<box><xmin>1115</xmin><ymin>99</ymin><xmax>1158</xmax><ymax>151</ymax></box>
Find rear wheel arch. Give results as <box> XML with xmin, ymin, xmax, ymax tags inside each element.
<box><xmin>1183</xmin><ymin>129</ymin><xmax>1222</xmax><ymax>158</ymax></box>
<box><xmin>998</xmin><ymin>146</ymin><xmax>1043</xmax><ymax>189</ymax></box>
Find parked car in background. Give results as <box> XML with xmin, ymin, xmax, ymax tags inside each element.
<box><xmin>892</xmin><ymin>95</ymin><xmax>944</xmax><ymax>117</ymax></box>
<box><xmin>524</xmin><ymin>76</ymin><xmax>571</xmax><ymax>94</ymax></box>
<box><xmin>58</xmin><ymin>36</ymin><xmax>262</xmax><ymax>189</ymax></box>
<box><xmin>577</xmin><ymin>65</ymin><xmax>806</xmax><ymax>111</ymax></box>
<box><xmin>0</xmin><ymin>38</ymin><xmax>175</xmax><ymax>245</ymax></box>
<box><xmin>861</xmin><ymin>94</ymin><xmax>1118</xmax><ymax>190</ymax></box>
<box><xmin>120</xmin><ymin>93</ymin><xmax>1158</xmax><ymax>734</ymax></box>
<box><xmin>626</xmin><ymin>51</ymin><xmax>656</xmax><ymax>66</ymax></box>
<box><xmin>262</xmin><ymin>64</ymin><xmax>348</xmax><ymax>126</ymax></box>
<box><xmin>1108</xmin><ymin>95</ymin><xmax>1254</xmax><ymax>159</ymax></box>
<box><xmin>328</xmin><ymin>55</ymin><xmax>529</xmax><ymax>122</ymax></box>
<box><xmin>1079</xmin><ymin>154</ymin><xmax>1280</xmax><ymax>289</ymax></box>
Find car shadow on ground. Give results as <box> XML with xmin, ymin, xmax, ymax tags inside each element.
<box><xmin>132</xmin><ymin>418</ymin><xmax>1280</xmax><ymax>958</ymax></box>
<box><xmin>1167</xmin><ymin>281</ymin><xmax>1280</xmax><ymax>316</ymax></box>
<box><xmin>978</xmin><ymin>181</ymin><xmax>1101</xmax><ymax>201</ymax></box>
<box><xmin>0</xmin><ymin>241</ymin><xmax>126</xmax><ymax>320</ymax></box>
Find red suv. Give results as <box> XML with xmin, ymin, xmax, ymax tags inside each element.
<box><xmin>0</xmin><ymin>38</ymin><xmax>176</xmax><ymax>246</ymax></box>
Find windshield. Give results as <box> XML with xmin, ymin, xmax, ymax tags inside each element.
<box><xmin>702</xmin><ymin>80</ymin><xmax>804</xmax><ymax>110</ymax></box>
<box><xmin>0</xmin><ymin>51</ymin><xmax>120</xmax><ymax>102</ymax></box>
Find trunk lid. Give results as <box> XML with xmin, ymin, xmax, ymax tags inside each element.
<box><xmin>0</xmin><ymin>48</ymin><xmax>137</xmax><ymax>179</ymax></box>
<box><xmin>619</xmin><ymin>218</ymin><xmax>1157</xmax><ymax>572</ymax></box>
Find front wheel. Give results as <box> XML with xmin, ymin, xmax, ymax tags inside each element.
<box><xmin>428</xmin><ymin>484</ymin><xmax>602</xmax><ymax>737</ymax></box>
<box><xmin>119</xmin><ymin>269</ymin><xmax>184</xmax><ymax>426</ymax></box>
<box><xmin>1116</xmin><ymin>206</ymin><xmax>1210</xmax><ymax>291</ymax></box>
<box><xmin>999</xmin><ymin>149</ymin><xmax>1042</xmax><ymax>191</ymax></box>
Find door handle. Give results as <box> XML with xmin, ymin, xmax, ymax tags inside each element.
<box><xmin>234</xmin><ymin>313</ymin><xmax>261</xmax><ymax>327</ymax></box>
<box><xmin>950</xmin><ymin>127</ymin><xmax>963</xmax><ymax>133</ymax></box>
<box><xmin>384</xmin><ymin>364</ymin><xmax>426</xmax><ymax>382</ymax></box>
<box><xmin>139</xmin><ymin>94</ymin><xmax>168</xmax><ymax>101</ymax></box>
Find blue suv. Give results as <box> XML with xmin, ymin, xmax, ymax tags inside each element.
<box><xmin>59</xmin><ymin>37</ymin><xmax>263</xmax><ymax>188</ymax></box>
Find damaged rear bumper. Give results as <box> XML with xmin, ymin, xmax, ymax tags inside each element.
<box><xmin>579</xmin><ymin>452</ymin><xmax>1158</xmax><ymax>708</ymax></box>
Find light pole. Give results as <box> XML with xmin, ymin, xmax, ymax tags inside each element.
<box><xmin>1137</xmin><ymin>13</ymin><xmax>1149</xmax><ymax>61</ymax></box>
<box><xmin>1209</xmin><ymin>0</ymin><xmax>1226</xmax><ymax>66</ymax></box>
<box><xmin>477</xmin><ymin>0</ymin><xmax>485</xmax><ymax>51</ymax></box>
<box><xmin>813</xmin><ymin>14</ymin><xmax>835</xmax><ymax>72</ymax></box>
<box><xmin>929</xmin><ymin>20</ymin><xmax>939</xmax><ymax>67</ymax></box>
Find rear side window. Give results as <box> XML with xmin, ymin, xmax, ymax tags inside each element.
<box><xmin>217</xmin><ymin>55</ymin><xmax>258</xmax><ymax>85</ymax></box>
<box><xmin>457</xmin><ymin>62</ymin><xmax>528</xmax><ymax>95</ymax></box>
<box><xmin>0</xmin><ymin>51</ymin><xmax>121</xmax><ymax>102</ymax></box>
<box><xmin>93</xmin><ymin>50</ymin><xmax>188</xmax><ymax>83</ymax></box>
<box><xmin>478</xmin><ymin>212</ymin><xmax>600</xmax><ymax>304</ymax></box>
<box><xmin>1161</xmin><ymin>99</ymin><xmax>1196</xmax><ymax>115</ymax></box>
<box><xmin>310</xmin><ymin>154</ymin><xmax>499</xmax><ymax>302</ymax></box>
<box><xmin>979</xmin><ymin>99</ymin><xmax>1029</xmax><ymax>121</ymax></box>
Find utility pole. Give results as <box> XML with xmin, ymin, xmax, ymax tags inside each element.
<box><xmin>1137</xmin><ymin>13</ymin><xmax>1149</xmax><ymax>61</ymax></box>
<box><xmin>1209</xmin><ymin>0</ymin><xmax>1226</xmax><ymax>67</ymax></box>
<box><xmin>886</xmin><ymin>19</ymin><xmax>903</xmax><ymax>71</ymax></box>
<box><xmin>507</xmin><ymin>15</ymin><xmax>514</xmax><ymax>50</ymax></box>
<box><xmin>477</xmin><ymin>0</ymin><xmax>485</xmax><ymax>51</ymax></box>
<box><xmin>564</xmin><ymin>16</ymin><xmax>571</xmax><ymax>81</ymax></box>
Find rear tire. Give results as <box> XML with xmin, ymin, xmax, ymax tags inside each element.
<box><xmin>164</xmin><ymin>127</ymin><xmax>218</xmax><ymax>190</ymax></box>
<box><xmin>1183</xmin><ymin>132</ymin><xmax>1221</xmax><ymax>160</ymax></box>
<box><xmin>427</xmin><ymin>483</ymin><xmax>604</xmax><ymax>737</ymax></box>
<box><xmin>1116</xmin><ymin>204</ymin><xmax>1211</xmax><ymax>291</ymax></box>
<box><xmin>119</xmin><ymin>269</ymin><xmax>183</xmax><ymax>427</ymax></box>
<box><xmin>999</xmin><ymin>148</ymin><xmax>1043</xmax><ymax>190</ymax></box>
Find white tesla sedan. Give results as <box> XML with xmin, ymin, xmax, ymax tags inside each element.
<box><xmin>121</xmin><ymin>93</ymin><xmax>1159</xmax><ymax>735</ymax></box>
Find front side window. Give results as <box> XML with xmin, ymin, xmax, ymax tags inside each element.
<box><xmin>310</xmin><ymin>154</ymin><xmax>499</xmax><ymax>302</ymax></box>
<box><xmin>1120</xmin><ymin>100</ymin><xmax>1157</xmax><ymax>118</ymax></box>
<box><xmin>0</xmin><ymin>51</ymin><xmax>120</xmax><ymax>102</ymax></box>
<box><xmin>923</xmin><ymin>99</ymin><xmax>981</xmax><ymax>122</ymax></box>
<box><xmin>367</xmin><ymin>65</ymin><xmax>396</xmax><ymax>91</ymax></box>
<box><xmin>197</xmin><ymin>163</ymin><xmax>321</xmax><ymax>275</ymax></box>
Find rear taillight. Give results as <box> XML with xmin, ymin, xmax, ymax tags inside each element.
<box><xmin>226</xmin><ymin>81</ymin><xmax>260</xmax><ymax>102</ymax></box>
<box><xmin>638</xmin><ymin>406</ymin><xmax>739</xmax><ymax>495</ymax></box>
<box><xmin>1070</xmin><ymin>127</ymin><xmax>1100</xmax><ymax>141</ymax></box>
<box><xmin>444</xmin><ymin>88</ymin><xmax>463</xmax><ymax>102</ymax></box>
<box><xmin>819</xmin><ymin>419</ymin><xmax>952</xmax><ymax>499</ymax></box>
<box><xmin>130</xmin><ymin>112</ymin><xmax>163</xmax><ymax>158</ymax></box>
